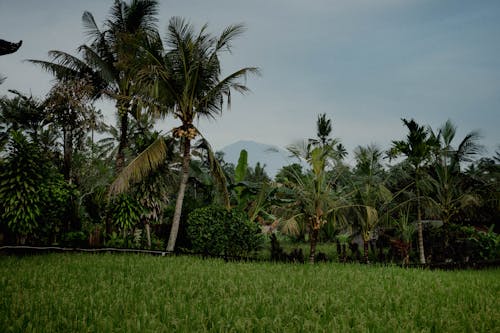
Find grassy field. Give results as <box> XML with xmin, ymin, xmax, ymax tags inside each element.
<box><xmin>0</xmin><ymin>254</ymin><xmax>499</xmax><ymax>332</ymax></box>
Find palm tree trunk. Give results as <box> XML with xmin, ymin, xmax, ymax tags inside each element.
<box><xmin>166</xmin><ymin>138</ymin><xmax>191</xmax><ymax>252</ymax></box>
<box><xmin>115</xmin><ymin>111</ymin><xmax>129</xmax><ymax>172</ymax></box>
<box><xmin>63</xmin><ymin>127</ymin><xmax>73</xmax><ymax>183</ymax></box>
<box><xmin>416</xmin><ymin>186</ymin><xmax>426</xmax><ymax>264</ymax></box>
<box><xmin>363</xmin><ymin>239</ymin><xmax>369</xmax><ymax>264</ymax></box>
<box><xmin>145</xmin><ymin>223</ymin><xmax>151</xmax><ymax>249</ymax></box>
<box><xmin>309</xmin><ymin>225</ymin><xmax>319</xmax><ymax>264</ymax></box>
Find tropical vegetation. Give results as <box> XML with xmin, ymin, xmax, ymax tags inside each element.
<box><xmin>1</xmin><ymin>0</ymin><xmax>499</xmax><ymax>267</ymax></box>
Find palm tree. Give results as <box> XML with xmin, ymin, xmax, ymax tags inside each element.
<box><xmin>388</xmin><ymin>118</ymin><xmax>439</xmax><ymax>264</ymax></box>
<box><xmin>427</xmin><ymin>120</ymin><xmax>483</xmax><ymax>224</ymax></box>
<box><xmin>309</xmin><ymin>113</ymin><xmax>347</xmax><ymax>162</ymax></box>
<box><xmin>110</xmin><ymin>17</ymin><xmax>259</xmax><ymax>252</ymax></box>
<box><xmin>350</xmin><ymin>144</ymin><xmax>393</xmax><ymax>263</ymax></box>
<box><xmin>29</xmin><ymin>0</ymin><xmax>159</xmax><ymax>171</ymax></box>
<box><xmin>282</xmin><ymin>140</ymin><xmax>346</xmax><ymax>263</ymax></box>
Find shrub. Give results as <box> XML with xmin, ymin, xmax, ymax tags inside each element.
<box><xmin>425</xmin><ymin>224</ymin><xmax>500</xmax><ymax>262</ymax></box>
<box><xmin>0</xmin><ymin>132</ymin><xmax>46</xmax><ymax>243</ymax></box>
<box><xmin>109</xmin><ymin>194</ymin><xmax>144</xmax><ymax>233</ymax></box>
<box><xmin>187</xmin><ymin>206</ymin><xmax>262</xmax><ymax>258</ymax></box>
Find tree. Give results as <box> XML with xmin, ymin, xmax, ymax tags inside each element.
<box><xmin>278</xmin><ymin>114</ymin><xmax>348</xmax><ymax>262</ymax></box>
<box><xmin>275</xmin><ymin>163</ymin><xmax>305</xmax><ymax>184</ymax></box>
<box><xmin>350</xmin><ymin>144</ymin><xmax>393</xmax><ymax>263</ymax></box>
<box><xmin>45</xmin><ymin>77</ymin><xmax>97</xmax><ymax>181</ymax></box>
<box><xmin>427</xmin><ymin>120</ymin><xmax>482</xmax><ymax>224</ymax></box>
<box><xmin>308</xmin><ymin>113</ymin><xmax>347</xmax><ymax>163</ymax></box>
<box><xmin>283</xmin><ymin>142</ymin><xmax>345</xmax><ymax>263</ymax></box>
<box><xmin>388</xmin><ymin>118</ymin><xmax>439</xmax><ymax>264</ymax></box>
<box><xmin>110</xmin><ymin>17</ymin><xmax>258</xmax><ymax>252</ymax></box>
<box><xmin>29</xmin><ymin>0</ymin><xmax>160</xmax><ymax>171</ymax></box>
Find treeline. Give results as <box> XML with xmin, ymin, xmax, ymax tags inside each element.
<box><xmin>0</xmin><ymin>0</ymin><xmax>498</xmax><ymax>264</ymax></box>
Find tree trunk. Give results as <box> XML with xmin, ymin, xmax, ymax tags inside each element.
<box><xmin>309</xmin><ymin>226</ymin><xmax>319</xmax><ymax>264</ymax></box>
<box><xmin>417</xmin><ymin>186</ymin><xmax>426</xmax><ymax>264</ymax></box>
<box><xmin>363</xmin><ymin>239</ymin><xmax>369</xmax><ymax>264</ymax></box>
<box><xmin>166</xmin><ymin>138</ymin><xmax>191</xmax><ymax>252</ymax></box>
<box><xmin>145</xmin><ymin>223</ymin><xmax>151</xmax><ymax>249</ymax></box>
<box><xmin>115</xmin><ymin>111</ymin><xmax>129</xmax><ymax>172</ymax></box>
<box><xmin>63</xmin><ymin>127</ymin><xmax>73</xmax><ymax>183</ymax></box>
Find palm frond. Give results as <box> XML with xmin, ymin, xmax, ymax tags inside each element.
<box><xmin>279</xmin><ymin>215</ymin><xmax>302</xmax><ymax>236</ymax></box>
<box><xmin>456</xmin><ymin>130</ymin><xmax>483</xmax><ymax>163</ymax></box>
<box><xmin>196</xmin><ymin>134</ymin><xmax>230</xmax><ymax>208</ymax></box>
<box><xmin>82</xmin><ymin>11</ymin><xmax>103</xmax><ymax>43</ymax></box>
<box><xmin>216</xmin><ymin>23</ymin><xmax>246</xmax><ymax>53</ymax></box>
<box><xmin>109</xmin><ymin>136</ymin><xmax>167</xmax><ymax>195</ymax></box>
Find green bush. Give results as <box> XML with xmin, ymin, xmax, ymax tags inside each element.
<box><xmin>109</xmin><ymin>194</ymin><xmax>144</xmax><ymax>232</ymax></box>
<box><xmin>187</xmin><ymin>206</ymin><xmax>262</xmax><ymax>257</ymax></box>
<box><xmin>425</xmin><ymin>224</ymin><xmax>500</xmax><ymax>262</ymax></box>
<box><xmin>0</xmin><ymin>132</ymin><xmax>45</xmax><ymax>243</ymax></box>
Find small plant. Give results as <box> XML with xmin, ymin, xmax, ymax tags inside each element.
<box><xmin>393</xmin><ymin>210</ymin><xmax>415</xmax><ymax>265</ymax></box>
<box><xmin>336</xmin><ymin>233</ymin><xmax>351</xmax><ymax>263</ymax></box>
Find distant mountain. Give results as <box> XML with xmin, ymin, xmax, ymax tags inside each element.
<box><xmin>220</xmin><ymin>140</ymin><xmax>304</xmax><ymax>178</ymax></box>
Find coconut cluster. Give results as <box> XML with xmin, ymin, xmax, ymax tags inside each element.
<box><xmin>173</xmin><ymin>125</ymin><xmax>198</xmax><ymax>139</ymax></box>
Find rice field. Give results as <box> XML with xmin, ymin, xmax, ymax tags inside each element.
<box><xmin>0</xmin><ymin>253</ymin><xmax>498</xmax><ymax>332</ymax></box>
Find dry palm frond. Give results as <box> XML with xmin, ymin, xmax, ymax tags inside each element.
<box><xmin>279</xmin><ymin>215</ymin><xmax>301</xmax><ymax>237</ymax></box>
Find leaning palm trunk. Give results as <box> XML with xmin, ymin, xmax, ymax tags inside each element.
<box><xmin>166</xmin><ymin>138</ymin><xmax>191</xmax><ymax>252</ymax></box>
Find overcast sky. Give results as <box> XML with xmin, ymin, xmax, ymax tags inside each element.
<box><xmin>1</xmin><ymin>0</ymin><xmax>499</xmax><ymax>159</ymax></box>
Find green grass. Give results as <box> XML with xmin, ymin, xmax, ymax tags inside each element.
<box><xmin>1</xmin><ymin>254</ymin><xmax>499</xmax><ymax>332</ymax></box>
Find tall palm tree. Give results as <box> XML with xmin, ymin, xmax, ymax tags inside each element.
<box><xmin>283</xmin><ymin>142</ymin><xmax>345</xmax><ymax>263</ymax></box>
<box><xmin>388</xmin><ymin>118</ymin><xmax>439</xmax><ymax>264</ymax></box>
<box><xmin>428</xmin><ymin>120</ymin><xmax>482</xmax><ymax>224</ymax></box>
<box><xmin>110</xmin><ymin>17</ymin><xmax>259</xmax><ymax>252</ymax></box>
<box><xmin>351</xmin><ymin>144</ymin><xmax>393</xmax><ymax>263</ymax></box>
<box><xmin>29</xmin><ymin>0</ymin><xmax>159</xmax><ymax>171</ymax></box>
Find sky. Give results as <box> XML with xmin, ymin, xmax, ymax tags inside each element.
<box><xmin>1</xmin><ymin>0</ymin><xmax>499</xmax><ymax>161</ymax></box>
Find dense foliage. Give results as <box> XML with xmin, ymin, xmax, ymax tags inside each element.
<box><xmin>187</xmin><ymin>206</ymin><xmax>262</xmax><ymax>257</ymax></box>
<box><xmin>0</xmin><ymin>0</ymin><xmax>498</xmax><ymax>265</ymax></box>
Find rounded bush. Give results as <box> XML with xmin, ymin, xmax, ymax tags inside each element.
<box><xmin>187</xmin><ymin>206</ymin><xmax>262</xmax><ymax>257</ymax></box>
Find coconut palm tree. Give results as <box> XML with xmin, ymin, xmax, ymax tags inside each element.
<box><xmin>281</xmin><ymin>140</ymin><xmax>346</xmax><ymax>263</ymax></box>
<box><xmin>109</xmin><ymin>17</ymin><xmax>259</xmax><ymax>252</ymax></box>
<box><xmin>350</xmin><ymin>144</ymin><xmax>393</xmax><ymax>263</ymax></box>
<box><xmin>388</xmin><ymin>118</ymin><xmax>439</xmax><ymax>264</ymax></box>
<box><xmin>29</xmin><ymin>0</ymin><xmax>159</xmax><ymax>171</ymax></box>
<box><xmin>427</xmin><ymin>120</ymin><xmax>483</xmax><ymax>224</ymax></box>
